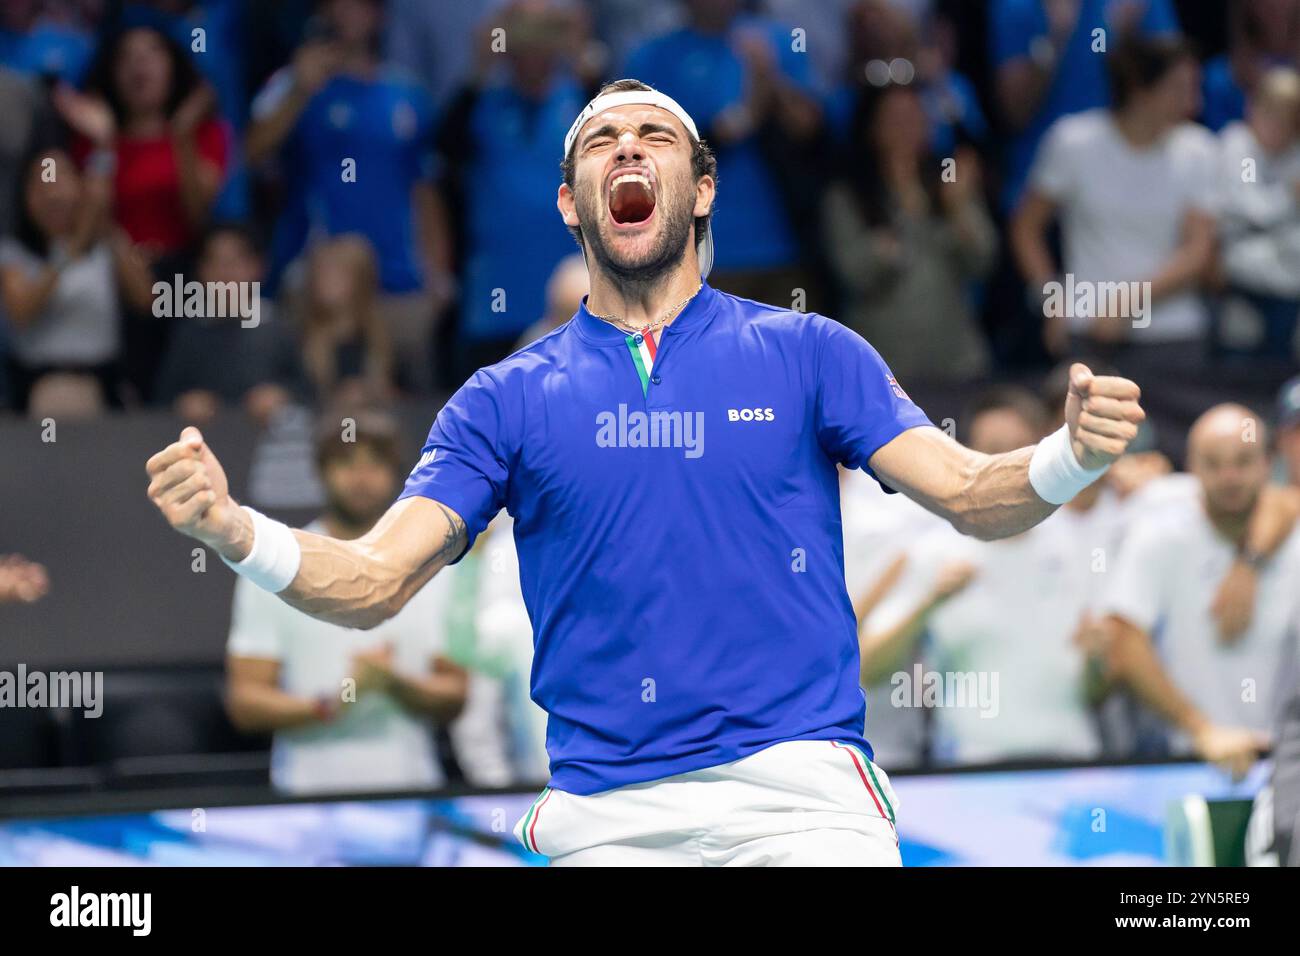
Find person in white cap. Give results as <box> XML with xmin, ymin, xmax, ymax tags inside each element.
<box><xmin>145</xmin><ymin>78</ymin><xmax>1147</xmax><ymax>866</ymax></box>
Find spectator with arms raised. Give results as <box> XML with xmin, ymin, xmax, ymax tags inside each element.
<box><xmin>247</xmin><ymin>0</ymin><xmax>449</xmax><ymax>393</ymax></box>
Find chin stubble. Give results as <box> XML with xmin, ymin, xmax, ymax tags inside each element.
<box><xmin>577</xmin><ymin>178</ymin><xmax>695</xmax><ymax>284</ymax></box>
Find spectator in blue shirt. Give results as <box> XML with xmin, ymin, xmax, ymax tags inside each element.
<box><xmin>435</xmin><ymin>0</ymin><xmax>595</xmax><ymax>377</ymax></box>
<box><xmin>0</xmin><ymin>0</ymin><xmax>95</xmax><ymax>86</ymax></box>
<box><xmin>623</xmin><ymin>0</ymin><xmax>823</xmax><ymax>308</ymax></box>
<box><xmin>246</xmin><ymin>0</ymin><xmax>452</xmax><ymax>395</ymax></box>
<box><xmin>990</xmin><ymin>0</ymin><xmax>1179</xmax><ymax>213</ymax></box>
<box><xmin>1200</xmin><ymin>0</ymin><xmax>1300</xmax><ymax>133</ymax></box>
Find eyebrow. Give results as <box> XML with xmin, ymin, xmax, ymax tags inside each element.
<box><xmin>580</xmin><ymin>121</ymin><xmax>680</xmax><ymax>151</ymax></box>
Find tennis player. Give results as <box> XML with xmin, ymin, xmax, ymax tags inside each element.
<box><xmin>145</xmin><ymin>80</ymin><xmax>1146</xmax><ymax>866</ymax></box>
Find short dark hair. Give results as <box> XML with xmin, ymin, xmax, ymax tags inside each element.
<box><xmin>314</xmin><ymin>409</ymin><xmax>407</xmax><ymax>476</ymax></box>
<box><xmin>560</xmin><ymin>79</ymin><xmax>717</xmax><ymax>256</ymax></box>
<box><xmin>1107</xmin><ymin>35</ymin><xmax>1197</xmax><ymax>110</ymax></box>
<box><xmin>963</xmin><ymin>385</ymin><xmax>1051</xmax><ymax>442</ymax></box>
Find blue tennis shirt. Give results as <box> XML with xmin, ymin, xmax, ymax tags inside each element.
<box><xmin>401</xmin><ymin>283</ymin><xmax>933</xmax><ymax>794</ymax></box>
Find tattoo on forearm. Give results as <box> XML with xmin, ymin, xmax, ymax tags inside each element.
<box><xmin>432</xmin><ymin>501</ymin><xmax>467</xmax><ymax>565</ymax></box>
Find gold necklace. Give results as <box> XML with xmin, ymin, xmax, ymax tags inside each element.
<box><xmin>592</xmin><ymin>284</ymin><xmax>702</xmax><ymax>335</ymax></box>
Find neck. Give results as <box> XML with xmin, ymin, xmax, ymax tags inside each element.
<box><xmin>585</xmin><ymin>256</ymin><xmax>702</xmax><ymax>332</ymax></box>
<box><xmin>1114</xmin><ymin>107</ymin><xmax>1169</xmax><ymax>148</ymax></box>
<box><xmin>126</xmin><ymin>113</ymin><xmax>168</xmax><ymax>137</ymax></box>
<box><xmin>341</xmin><ymin>46</ymin><xmax>376</xmax><ymax>78</ymax></box>
<box><xmin>1202</xmin><ymin>499</ymin><xmax>1252</xmax><ymax>545</ymax></box>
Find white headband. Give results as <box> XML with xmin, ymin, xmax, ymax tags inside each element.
<box><xmin>563</xmin><ymin>88</ymin><xmax>700</xmax><ymax>160</ymax></box>
<box><xmin>562</xmin><ymin>86</ymin><xmax>714</xmax><ymax>278</ymax></box>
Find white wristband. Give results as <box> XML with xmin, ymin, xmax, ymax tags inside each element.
<box><xmin>1028</xmin><ymin>424</ymin><xmax>1109</xmax><ymax>506</ymax></box>
<box><xmin>220</xmin><ymin>506</ymin><xmax>302</xmax><ymax>593</ymax></box>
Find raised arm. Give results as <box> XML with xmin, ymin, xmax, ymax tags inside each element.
<box><xmin>868</xmin><ymin>364</ymin><xmax>1145</xmax><ymax>540</ymax></box>
<box><xmin>146</xmin><ymin>427</ymin><xmax>465</xmax><ymax>629</ymax></box>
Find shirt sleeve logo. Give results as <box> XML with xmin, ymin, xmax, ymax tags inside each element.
<box><xmin>410</xmin><ymin>448</ymin><xmax>438</xmax><ymax>475</ymax></box>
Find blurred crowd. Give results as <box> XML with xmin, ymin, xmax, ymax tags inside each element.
<box><xmin>853</xmin><ymin>378</ymin><xmax>1300</xmax><ymax>779</ymax></box>
<box><xmin>5</xmin><ymin>0</ymin><xmax>1300</xmax><ymax>792</ymax></box>
<box><xmin>4</xmin><ymin>0</ymin><xmax>1300</xmax><ymax>421</ymax></box>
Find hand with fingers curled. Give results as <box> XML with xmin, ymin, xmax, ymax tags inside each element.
<box><xmin>144</xmin><ymin>426</ymin><xmax>251</xmax><ymax>561</ymax></box>
<box><xmin>1063</xmin><ymin>363</ymin><xmax>1146</xmax><ymax>470</ymax></box>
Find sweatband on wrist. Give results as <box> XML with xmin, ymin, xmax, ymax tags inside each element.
<box><xmin>220</xmin><ymin>506</ymin><xmax>301</xmax><ymax>592</ymax></box>
<box><xmin>1028</xmin><ymin>424</ymin><xmax>1109</xmax><ymax>505</ymax></box>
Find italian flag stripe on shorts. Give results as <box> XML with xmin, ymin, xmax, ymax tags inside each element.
<box><xmin>521</xmin><ymin>787</ymin><xmax>552</xmax><ymax>853</ymax></box>
<box><xmin>832</xmin><ymin>740</ymin><xmax>896</xmax><ymax>828</ymax></box>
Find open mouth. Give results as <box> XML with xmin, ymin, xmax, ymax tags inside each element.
<box><xmin>608</xmin><ymin>171</ymin><xmax>656</xmax><ymax>226</ymax></box>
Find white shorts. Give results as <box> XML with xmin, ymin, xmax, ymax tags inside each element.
<box><xmin>513</xmin><ymin>739</ymin><xmax>902</xmax><ymax>866</ymax></box>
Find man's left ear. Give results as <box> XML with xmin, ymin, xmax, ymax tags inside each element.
<box><xmin>557</xmin><ymin>183</ymin><xmax>580</xmax><ymax>227</ymax></box>
<box><xmin>693</xmin><ymin>176</ymin><xmax>716</xmax><ymax>219</ymax></box>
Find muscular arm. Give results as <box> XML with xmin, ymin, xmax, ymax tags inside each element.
<box><xmin>868</xmin><ymin>365</ymin><xmax>1144</xmax><ymax>540</ymax></box>
<box><xmin>869</xmin><ymin>428</ymin><xmax>1053</xmax><ymax>540</ymax></box>
<box><xmin>275</xmin><ymin>497</ymin><xmax>466</xmax><ymax>628</ymax></box>
<box><xmin>146</xmin><ymin>427</ymin><xmax>468</xmax><ymax>630</ymax></box>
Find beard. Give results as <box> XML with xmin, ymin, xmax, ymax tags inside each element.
<box><xmin>575</xmin><ymin>173</ymin><xmax>696</xmax><ymax>284</ymax></box>
<box><xmin>325</xmin><ymin>491</ymin><xmax>389</xmax><ymax>532</ymax></box>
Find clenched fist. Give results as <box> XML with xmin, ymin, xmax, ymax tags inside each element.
<box><xmin>145</xmin><ymin>427</ymin><xmax>251</xmax><ymax>559</ymax></box>
<box><xmin>1063</xmin><ymin>363</ymin><xmax>1146</xmax><ymax>470</ymax></box>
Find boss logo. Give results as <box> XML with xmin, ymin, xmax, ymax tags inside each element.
<box><xmin>727</xmin><ymin>407</ymin><xmax>775</xmax><ymax>422</ymax></box>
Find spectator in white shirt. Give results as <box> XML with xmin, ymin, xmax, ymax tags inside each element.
<box><xmin>1</xmin><ymin>143</ymin><xmax>153</xmax><ymax>415</ymax></box>
<box><xmin>225</xmin><ymin>410</ymin><xmax>468</xmax><ymax>795</ymax></box>
<box><xmin>1215</xmin><ymin>67</ymin><xmax>1300</xmax><ymax>358</ymax></box>
<box><xmin>1104</xmin><ymin>404</ymin><xmax>1296</xmax><ymax>777</ymax></box>
<box><xmin>444</xmin><ymin>513</ymin><xmax>551</xmax><ymax>786</ymax></box>
<box><xmin>840</xmin><ymin>464</ymin><xmax>942</xmax><ymax>769</ymax></box>
<box><xmin>859</xmin><ymin>386</ymin><xmax>1105</xmax><ymax>766</ymax></box>
<box><xmin>1011</xmin><ymin>35</ymin><xmax>1217</xmax><ymax>376</ymax></box>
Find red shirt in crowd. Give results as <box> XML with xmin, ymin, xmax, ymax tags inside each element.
<box><xmin>75</xmin><ymin>117</ymin><xmax>229</xmax><ymax>256</ymax></box>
